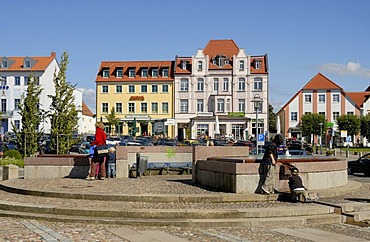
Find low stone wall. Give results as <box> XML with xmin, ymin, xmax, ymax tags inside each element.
<box><xmin>24</xmin><ymin>146</ymin><xmax>250</xmax><ymax>179</ymax></box>
<box><xmin>194</xmin><ymin>157</ymin><xmax>348</xmax><ymax>194</ymax></box>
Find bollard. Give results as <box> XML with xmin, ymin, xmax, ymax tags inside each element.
<box><xmin>333</xmin><ymin>149</ymin><xmax>336</xmax><ymax>156</ymax></box>
<box><xmin>346</xmin><ymin>150</ymin><xmax>349</xmax><ymax>158</ymax></box>
<box><xmin>359</xmin><ymin>152</ymin><xmax>362</xmax><ymax>158</ymax></box>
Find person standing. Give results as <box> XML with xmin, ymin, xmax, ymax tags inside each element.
<box><xmin>87</xmin><ymin>122</ymin><xmax>107</xmax><ymax>180</ymax></box>
<box><xmin>259</xmin><ymin>134</ymin><xmax>284</xmax><ymax>195</ymax></box>
<box><xmin>106</xmin><ymin>147</ymin><xmax>116</xmax><ymax>178</ymax></box>
<box><xmin>0</xmin><ymin>135</ymin><xmax>4</xmax><ymax>157</ymax></box>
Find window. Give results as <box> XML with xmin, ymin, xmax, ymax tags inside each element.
<box><xmin>180</xmin><ymin>78</ymin><xmax>189</xmax><ymax>91</ymax></box>
<box><xmin>15</xmin><ymin>77</ymin><xmax>20</xmax><ymax>86</ymax></box>
<box><xmin>197</xmin><ymin>78</ymin><xmax>204</xmax><ymax>92</ymax></box>
<box><xmin>162</xmin><ymin>102</ymin><xmax>169</xmax><ymax>114</ymax></box>
<box><xmin>141</xmin><ymin>85</ymin><xmax>147</xmax><ymax>93</ymax></box>
<box><xmin>291</xmin><ymin>112</ymin><xmax>298</xmax><ymax>121</ymax></box>
<box><xmin>116</xmin><ymin>85</ymin><xmax>122</xmax><ymax>93</ymax></box>
<box><xmin>239</xmin><ymin>60</ymin><xmax>245</xmax><ymax>70</ymax></box>
<box><xmin>333</xmin><ymin>94</ymin><xmax>340</xmax><ymax>103</ymax></box>
<box><xmin>226</xmin><ymin>98</ymin><xmax>231</xmax><ymax>112</ymax></box>
<box><xmin>116</xmin><ymin>103</ymin><xmax>122</xmax><ymax>113</ymax></box>
<box><xmin>254</xmin><ymin>78</ymin><xmax>262</xmax><ymax>91</ymax></box>
<box><xmin>102</xmin><ymin>85</ymin><xmax>108</xmax><ymax>93</ymax></box>
<box><xmin>14</xmin><ymin>120</ymin><xmax>20</xmax><ymax>130</ymax></box>
<box><xmin>197</xmin><ymin>124</ymin><xmax>209</xmax><ymax>136</ymax></box>
<box><xmin>102</xmin><ymin>103</ymin><xmax>108</xmax><ymax>113</ymax></box>
<box><xmin>238</xmin><ymin>99</ymin><xmax>245</xmax><ymax>112</ymax></box>
<box><xmin>162</xmin><ymin>68</ymin><xmax>169</xmax><ymax>77</ymax></box>
<box><xmin>1</xmin><ymin>99</ymin><xmax>6</xmax><ymax>112</ymax></box>
<box><xmin>333</xmin><ymin>112</ymin><xmax>340</xmax><ymax>121</ymax></box>
<box><xmin>180</xmin><ymin>99</ymin><xmax>188</xmax><ymax>113</ymax></box>
<box><xmin>0</xmin><ymin>77</ymin><xmax>6</xmax><ymax>86</ymax></box>
<box><xmin>162</xmin><ymin>84</ymin><xmax>169</xmax><ymax>93</ymax></box>
<box><xmin>197</xmin><ymin>61</ymin><xmax>202</xmax><ymax>71</ymax></box>
<box><xmin>151</xmin><ymin>102</ymin><xmax>158</xmax><ymax>113</ymax></box>
<box><xmin>152</xmin><ymin>68</ymin><xmax>158</xmax><ymax>77</ymax></box>
<box><xmin>319</xmin><ymin>112</ymin><xmax>326</xmax><ymax>118</ymax></box>
<box><xmin>128</xmin><ymin>85</ymin><xmax>135</xmax><ymax>93</ymax></box>
<box><xmin>181</xmin><ymin>61</ymin><xmax>187</xmax><ymax>70</ymax></box>
<box><xmin>128</xmin><ymin>103</ymin><xmax>135</xmax><ymax>113</ymax></box>
<box><xmin>2</xmin><ymin>60</ymin><xmax>7</xmax><ymax>68</ymax></box>
<box><xmin>304</xmin><ymin>95</ymin><xmax>312</xmax><ymax>103</ymax></box>
<box><xmin>141</xmin><ymin>103</ymin><xmax>147</xmax><ymax>113</ymax></box>
<box><xmin>152</xmin><ymin>85</ymin><xmax>158</xmax><ymax>93</ymax></box>
<box><xmin>347</xmin><ymin>111</ymin><xmax>354</xmax><ymax>115</ymax></box>
<box><xmin>238</xmin><ymin>78</ymin><xmax>245</xmax><ymax>91</ymax></box>
<box><xmin>217</xmin><ymin>99</ymin><xmax>225</xmax><ymax>112</ymax></box>
<box><xmin>24</xmin><ymin>60</ymin><xmax>31</xmax><ymax>68</ymax></box>
<box><xmin>116</xmin><ymin>69</ymin><xmax>123</xmax><ymax>77</ymax></box>
<box><xmin>318</xmin><ymin>94</ymin><xmax>325</xmax><ymax>103</ymax></box>
<box><xmin>24</xmin><ymin>76</ymin><xmax>28</xmax><ymax>85</ymax></box>
<box><xmin>141</xmin><ymin>69</ymin><xmax>148</xmax><ymax>77</ymax></box>
<box><xmin>223</xmin><ymin>78</ymin><xmax>228</xmax><ymax>91</ymax></box>
<box><xmin>129</xmin><ymin>68</ymin><xmax>135</xmax><ymax>77</ymax></box>
<box><xmin>255</xmin><ymin>60</ymin><xmax>262</xmax><ymax>69</ymax></box>
<box><xmin>213</xmin><ymin>78</ymin><xmax>219</xmax><ymax>91</ymax></box>
<box><xmin>14</xmin><ymin>99</ymin><xmax>21</xmax><ymax>110</ymax></box>
<box><xmin>197</xmin><ymin>99</ymin><xmax>204</xmax><ymax>112</ymax></box>
<box><xmin>102</xmin><ymin>69</ymin><xmax>109</xmax><ymax>78</ymax></box>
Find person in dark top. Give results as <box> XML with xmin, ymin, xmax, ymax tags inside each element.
<box><xmin>106</xmin><ymin>146</ymin><xmax>116</xmax><ymax>178</ymax></box>
<box><xmin>288</xmin><ymin>167</ymin><xmax>311</xmax><ymax>202</ymax></box>
<box><xmin>259</xmin><ymin>134</ymin><xmax>284</xmax><ymax>195</ymax></box>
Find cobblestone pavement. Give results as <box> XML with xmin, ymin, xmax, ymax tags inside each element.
<box><xmin>0</xmin><ymin>152</ymin><xmax>370</xmax><ymax>241</ymax></box>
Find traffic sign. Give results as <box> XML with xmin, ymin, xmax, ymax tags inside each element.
<box><xmin>257</xmin><ymin>134</ymin><xmax>265</xmax><ymax>144</ymax></box>
<box><xmin>346</xmin><ymin>136</ymin><xmax>351</xmax><ymax>142</ymax></box>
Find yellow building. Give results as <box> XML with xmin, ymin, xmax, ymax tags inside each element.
<box><xmin>95</xmin><ymin>60</ymin><xmax>175</xmax><ymax>138</ymax></box>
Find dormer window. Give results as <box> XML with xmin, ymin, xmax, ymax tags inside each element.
<box><xmin>116</xmin><ymin>69</ymin><xmax>123</xmax><ymax>77</ymax></box>
<box><xmin>162</xmin><ymin>68</ymin><xmax>169</xmax><ymax>77</ymax></box>
<box><xmin>152</xmin><ymin>68</ymin><xmax>158</xmax><ymax>77</ymax></box>
<box><xmin>129</xmin><ymin>68</ymin><xmax>135</xmax><ymax>77</ymax></box>
<box><xmin>181</xmin><ymin>61</ymin><xmax>187</xmax><ymax>70</ymax></box>
<box><xmin>213</xmin><ymin>55</ymin><xmax>227</xmax><ymax>67</ymax></box>
<box><xmin>197</xmin><ymin>61</ymin><xmax>202</xmax><ymax>71</ymax></box>
<box><xmin>102</xmin><ymin>69</ymin><xmax>109</xmax><ymax>78</ymax></box>
<box><xmin>2</xmin><ymin>60</ymin><xmax>7</xmax><ymax>68</ymax></box>
<box><xmin>24</xmin><ymin>60</ymin><xmax>31</xmax><ymax>68</ymax></box>
<box><xmin>239</xmin><ymin>60</ymin><xmax>244</xmax><ymax>70</ymax></box>
<box><xmin>224</xmin><ymin>60</ymin><xmax>229</xmax><ymax>65</ymax></box>
<box><xmin>255</xmin><ymin>60</ymin><xmax>262</xmax><ymax>69</ymax></box>
<box><xmin>141</xmin><ymin>68</ymin><xmax>148</xmax><ymax>78</ymax></box>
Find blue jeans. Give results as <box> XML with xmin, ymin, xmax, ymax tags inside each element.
<box><xmin>107</xmin><ymin>163</ymin><xmax>116</xmax><ymax>178</ymax></box>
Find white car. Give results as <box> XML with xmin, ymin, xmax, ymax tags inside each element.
<box><xmin>106</xmin><ymin>137</ymin><xmax>121</xmax><ymax>145</ymax></box>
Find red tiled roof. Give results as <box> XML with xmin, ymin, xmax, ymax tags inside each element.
<box><xmin>302</xmin><ymin>73</ymin><xmax>343</xmax><ymax>90</ymax></box>
<box><xmin>347</xmin><ymin>92</ymin><xmax>369</xmax><ymax>108</ymax></box>
<box><xmin>0</xmin><ymin>52</ymin><xmax>56</xmax><ymax>72</ymax></box>
<box><xmin>250</xmin><ymin>56</ymin><xmax>268</xmax><ymax>74</ymax></box>
<box><xmin>174</xmin><ymin>57</ymin><xmax>192</xmax><ymax>74</ymax></box>
<box><xmin>96</xmin><ymin>60</ymin><xmax>174</xmax><ymax>82</ymax></box>
<box><xmin>82</xmin><ymin>101</ymin><xmax>94</xmax><ymax>117</ymax></box>
<box><xmin>203</xmin><ymin>39</ymin><xmax>239</xmax><ymax>58</ymax></box>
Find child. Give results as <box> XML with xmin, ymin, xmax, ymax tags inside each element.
<box><xmin>288</xmin><ymin>168</ymin><xmax>315</xmax><ymax>202</ymax></box>
<box><xmin>106</xmin><ymin>147</ymin><xmax>116</xmax><ymax>178</ymax></box>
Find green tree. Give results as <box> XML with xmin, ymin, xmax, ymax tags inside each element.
<box><xmin>301</xmin><ymin>113</ymin><xmax>326</xmax><ymax>143</ymax></box>
<box><xmin>13</xmin><ymin>73</ymin><xmax>43</xmax><ymax>157</ymax></box>
<box><xmin>268</xmin><ymin>103</ymin><xmax>277</xmax><ymax>133</ymax></box>
<box><xmin>360</xmin><ymin>114</ymin><xmax>370</xmax><ymax>140</ymax></box>
<box><xmin>336</xmin><ymin>114</ymin><xmax>360</xmax><ymax>137</ymax></box>
<box><xmin>105</xmin><ymin>107</ymin><xmax>119</xmax><ymax>135</ymax></box>
<box><xmin>48</xmin><ymin>52</ymin><xmax>79</xmax><ymax>154</ymax></box>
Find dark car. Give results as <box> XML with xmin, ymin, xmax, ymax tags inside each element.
<box><xmin>156</xmin><ymin>138</ymin><xmax>179</xmax><ymax>146</ymax></box>
<box><xmin>347</xmin><ymin>153</ymin><xmax>370</xmax><ymax>176</ymax></box>
<box><xmin>5</xmin><ymin>140</ymin><xmax>19</xmax><ymax>150</ymax></box>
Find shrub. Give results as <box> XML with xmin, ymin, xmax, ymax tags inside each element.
<box><xmin>3</xmin><ymin>150</ymin><xmax>22</xmax><ymax>160</ymax></box>
<box><xmin>326</xmin><ymin>150</ymin><xmax>333</xmax><ymax>156</ymax></box>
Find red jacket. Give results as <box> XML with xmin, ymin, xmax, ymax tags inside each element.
<box><xmin>91</xmin><ymin>127</ymin><xmax>106</xmax><ymax>146</ymax></box>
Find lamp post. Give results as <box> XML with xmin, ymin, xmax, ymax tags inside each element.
<box><xmin>252</xmin><ymin>94</ymin><xmax>263</xmax><ymax>155</ymax></box>
<box><xmin>319</xmin><ymin>122</ymin><xmax>323</xmax><ymax>155</ymax></box>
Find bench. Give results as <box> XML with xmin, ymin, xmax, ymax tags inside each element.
<box><xmin>130</xmin><ymin>162</ymin><xmax>192</xmax><ymax>176</ymax></box>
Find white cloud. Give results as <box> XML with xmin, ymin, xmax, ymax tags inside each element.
<box><xmin>80</xmin><ymin>88</ymin><xmax>96</xmax><ymax>113</ymax></box>
<box><xmin>318</xmin><ymin>62</ymin><xmax>370</xmax><ymax>78</ymax></box>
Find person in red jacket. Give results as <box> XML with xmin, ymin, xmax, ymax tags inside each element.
<box><xmin>87</xmin><ymin>122</ymin><xmax>107</xmax><ymax>180</ymax></box>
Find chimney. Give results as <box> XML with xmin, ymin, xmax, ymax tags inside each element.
<box><xmin>51</xmin><ymin>52</ymin><xmax>56</xmax><ymax>58</ymax></box>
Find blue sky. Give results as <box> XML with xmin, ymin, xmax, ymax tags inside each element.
<box><xmin>1</xmin><ymin>0</ymin><xmax>369</xmax><ymax>113</ymax></box>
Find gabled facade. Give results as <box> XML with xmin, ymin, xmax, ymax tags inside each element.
<box><xmin>0</xmin><ymin>52</ymin><xmax>59</xmax><ymax>134</ymax></box>
<box><xmin>95</xmin><ymin>60</ymin><xmax>175</xmax><ymax>137</ymax></box>
<box><xmin>79</xmin><ymin>101</ymin><xmax>95</xmax><ymax>134</ymax></box>
<box><xmin>174</xmin><ymin>40</ymin><xmax>269</xmax><ymax>140</ymax></box>
<box><xmin>276</xmin><ymin>73</ymin><xmax>370</xmax><ymax>141</ymax></box>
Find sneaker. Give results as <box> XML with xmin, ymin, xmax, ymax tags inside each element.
<box><xmin>261</xmin><ymin>187</ymin><xmax>270</xmax><ymax>195</ymax></box>
<box><xmin>100</xmin><ymin>177</ymin><xmax>105</xmax><ymax>180</ymax></box>
<box><xmin>85</xmin><ymin>177</ymin><xmax>95</xmax><ymax>181</ymax></box>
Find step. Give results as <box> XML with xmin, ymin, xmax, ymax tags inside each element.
<box><xmin>345</xmin><ymin>211</ymin><xmax>370</xmax><ymax>222</ymax></box>
<box><xmin>0</xmin><ymin>200</ymin><xmax>334</xmax><ymax>220</ymax></box>
<box><xmin>0</xmin><ymin>209</ymin><xmax>344</xmax><ymax>228</ymax></box>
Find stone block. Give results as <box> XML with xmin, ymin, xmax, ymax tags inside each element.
<box><xmin>3</xmin><ymin>164</ymin><xmax>19</xmax><ymax>180</ymax></box>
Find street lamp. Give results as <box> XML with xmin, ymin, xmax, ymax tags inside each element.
<box><xmin>319</xmin><ymin>122</ymin><xmax>323</xmax><ymax>155</ymax></box>
<box><xmin>251</xmin><ymin>94</ymin><xmax>263</xmax><ymax>155</ymax></box>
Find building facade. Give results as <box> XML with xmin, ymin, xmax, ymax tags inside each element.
<box><xmin>174</xmin><ymin>40</ymin><xmax>269</xmax><ymax>140</ymax></box>
<box><xmin>276</xmin><ymin>73</ymin><xmax>370</xmax><ymax>142</ymax></box>
<box><xmin>95</xmin><ymin>61</ymin><xmax>175</xmax><ymax>137</ymax></box>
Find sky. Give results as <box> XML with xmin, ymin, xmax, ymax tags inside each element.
<box><xmin>1</xmin><ymin>0</ymin><xmax>370</xmax><ymax>113</ymax></box>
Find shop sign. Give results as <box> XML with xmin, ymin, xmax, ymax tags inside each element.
<box><xmin>129</xmin><ymin>96</ymin><xmax>145</xmax><ymax>101</ymax></box>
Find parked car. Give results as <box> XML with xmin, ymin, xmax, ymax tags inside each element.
<box><xmin>106</xmin><ymin>136</ymin><xmax>121</xmax><ymax>145</ymax></box>
<box><xmin>212</xmin><ymin>139</ymin><xmax>228</xmax><ymax>146</ymax></box>
<box><xmin>347</xmin><ymin>153</ymin><xmax>370</xmax><ymax>176</ymax></box>
<box><xmin>287</xmin><ymin>150</ymin><xmax>311</xmax><ymax>156</ymax></box>
<box><xmin>277</xmin><ymin>145</ymin><xmax>287</xmax><ymax>155</ymax></box>
<box><xmin>180</xmin><ymin>139</ymin><xmax>205</xmax><ymax>146</ymax></box>
<box><xmin>69</xmin><ymin>141</ymin><xmax>91</xmax><ymax>154</ymax></box>
<box><xmin>156</xmin><ymin>138</ymin><xmax>179</xmax><ymax>146</ymax></box>
<box><xmin>5</xmin><ymin>140</ymin><xmax>19</xmax><ymax>150</ymax></box>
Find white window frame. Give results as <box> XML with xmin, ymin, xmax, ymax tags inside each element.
<box><xmin>333</xmin><ymin>94</ymin><xmax>340</xmax><ymax>103</ymax></box>
<box><xmin>141</xmin><ymin>103</ymin><xmax>147</xmax><ymax>114</ymax></box>
<box><xmin>223</xmin><ymin>78</ymin><xmax>228</xmax><ymax>92</ymax></box>
<box><xmin>254</xmin><ymin>78</ymin><xmax>262</xmax><ymax>91</ymax></box>
<box><xmin>116</xmin><ymin>69</ymin><xmax>123</xmax><ymax>77</ymax></box>
<box><xmin>238</xmin><ymin>78</ymin><xmax>245</xmax><ymax>91</ymax></box>
<box><xmin>255</xmin><ymin>60</ymin><xmax>262</xmax><ymax>69</ymax></box>
<box><xmin>151</xmin><ymin>85</ymin><xmax>158</xmax><ymax>93</ymax></box>
<box><xmin>162</xmin><ymin>102</ymin><xmax>169</xmax><ymax>114</ymax></box>
<box><xmin>128</xmin><ymin>85</ymin><xmax>135</xmax><ymax>93</ymax></box>
<box><xmin>197</xmin><ymin>78</ymin><xmax>204</xmax><ymax>92</ymax></box>
<box><xmin>129</xmin><ymin>69</ymin><xmax>135</xmax><ymax>77</ymax></box>
<box><xmin>162</xmin><ymin>84</ymin><xmax>169</xmax><ymax>93</ymax></box>
<box><xmin>141</xmin><ymin>69</ymin><xmax>148</xmax><ymax>78</ymax></box>
<box><xmin>180</xmin><ymin>99</ymin><xmax>188</xmax><ymax>113</ymax></box>
<box><xmin>116</xmin><ymin>85</ymin><xmax>122</xmax><ymax>93</ymax></box>
<box><xmin>128</xmin><ymin>103</ymin><xmax>135</xmax><ymax>113</ymax></box>
<box><xmin>333</xmin><ymin>112</ymin><xmax>340</xmax><ymax>121</ymax></box>
<box><xmin>102</xmin><ymin>85</ymin><xmax>108</xmax><ymax>93</ymax></box>
<box><xmin>152</xmin><ymin>69</ymin><xmax>158</xmax><ymax>78</ymax></box>
<box><xmin>141</xmin><ymin>85</ymin><xmax>147</xmax><ymax>93</ymax></box>
<box><xmin>304</xmin><ymin>94</ymin><xmax>312</xmax><ymax>103</ymax></box>
<box><xmin>238</xmin><ymin>99</ymin><xmax>245</xmax><ymax>112</ymax></box>
<box><xmin>291</xmin><ymin>112</ymin><xmax>298</xmax><ymax>121</ymax></box>
<box><xmin>102</xmin><ymin>103</ymin><xmax>108</xmax><ymax>113</ymax></box>
<box><xmin>217</xmin><ymin>99</ymin><xmax>225</xmax><ymax>112</ymax></box>
<box><xmin>197</xmin><ymin>61</ymin><xmax>202</xmax><ymax>71</ymax></box>
<box><xmin>116</xmin><ymin>103</ymin><xmax>122</xmax><ymax>113</ymax></box>
<box><xmin>15</xmin><ymin>76</ymin><xmax>20</xmax><ymax>86</ymax></box>
<box><xmin>180</xmin><ymin>78</ymin><xmax>189</xmax><ymax>91</ymax></box>
<box><xmin>151</xmin><ymin>102</ymin><xmax>158</xmax><ymax>114</ymax></box>
<box><xmin>197</xmin><ymin>99</ymin><xmax>204</xmax><ymax>112</ymax></box>
<box><xmin>213</xmin><ymin>78</ymin><xmax>219</xmax><ymax>91</ymax></box>
<box><xmin>318</xmin><ymin>94</ymin><xmax>325</xmax><ymax>103</ymax></box>
<box><xmin>162</xmin><ymin>68</ymin><xmax>169</xmax><ymax>77</ymax></box>
<box><xmin>239</xmin><ymin>60</ymin><xmax>244</xmax><ymax>70</ymax></box>
<box><xmin>102</xmin><ymin>69</ymin><xmax>109</xmax><ymax>78</ymax></box>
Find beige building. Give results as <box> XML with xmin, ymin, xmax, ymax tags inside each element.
<box><xmin>95</xmin><ymin>61</ymin><xmax>175</xmax><ymax>137</ymax></box>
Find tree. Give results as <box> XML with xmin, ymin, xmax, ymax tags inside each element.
<box><xmin>336</xmin><ymin>114</ymin><xmax>360</xmax><ymax>137</ymax></box>
<box><xmin>48</xmin><ymin>52</ymin><xmax>79</xmax><ymax>154</ymax></box>
<box><xmin>300</xmin><ymin>113</ymin><xmax>326</xmax><ymax>143</ymax></box>
<box><xmin>268</xmin><ymin>103</ymin><xmax>277</xmax><ymax>133</ymax></box>
<box><xmin>360</xmin><ymin>114</ymin><xmax>370</xmax><ymax>140</ymax></box>
<box><xmin>105</xmin><ymin>107</ymin><xmax>119</xmax><ymax>135</ymax></box>
<box><xmin>13</xmin><ymin>73</ymin><xmax>43</xmax><ymax>156</ymax></box>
